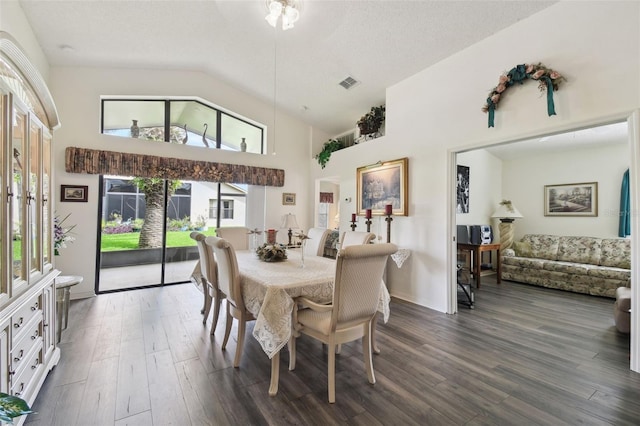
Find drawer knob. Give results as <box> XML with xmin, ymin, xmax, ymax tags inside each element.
<box><xmin>13</xmin><ymin>349</ymin><xmax>24</xmax><ymax>363</ymax></box>
<box><xmin>13</xmin><ymin>317</ymin><xmax>23</xmax><ymax>328</ymax></box>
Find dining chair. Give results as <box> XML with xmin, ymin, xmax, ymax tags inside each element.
<box><xmin>190</xmin><ymin>232</ymin><xmax>226</xmax><ymax>335</ymax></box>
<box><xmin>340</xmin><ymin>231</ymin><xmax>375</xmax><ymax>248</ymax></box>
<box><xmin>216</xmin><ymin>226</ymin><xmax>250</xmax><ymax>251</ymax></box>
<box><xmin>289</xmin><ymin>243</ymin><xmax>398</xmax><ymax>403</ymax></box>
<box><xmin>205</xmin><ymin>236</ymin><xmax>256</xmax><ymax>368</ymax></box>
<box><xmin>303</xmin><ymin>227</ymin><xmax>331</xmax><ymax>257</ymax></box>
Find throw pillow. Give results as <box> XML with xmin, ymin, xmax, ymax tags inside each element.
<box><xmin>513</xmin><ymin>241</ymin><xmax>532</xmax><ymax>258</ymax></box>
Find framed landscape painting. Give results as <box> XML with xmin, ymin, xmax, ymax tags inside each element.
<box><xmin>544</xmin><ymin>182</ymin><xmax>597</xmax><ymax>216</ymax></box>
<box><xmin>282</xmin><ymin>192</ymin><xmax>296</xmax><ymax>206</ymax></box>
<box><xmin>60</xmin><ymin>184</ymin><xmax>88</xmax><ymax>202</ymax></box>
<box><xmin>356</xmin><ymin>157</ymin><xmax>408</xmax><ymax>216</ymax></box>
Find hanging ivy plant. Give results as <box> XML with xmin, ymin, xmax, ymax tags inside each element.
<box><xmin>482</xmin><ymin>63</ymin><xmax>565</xmax><ymax>128</ymax></box>
<box><xmin>315</xmin><ymin>139</ymin><xmax>344</xmax><ymax>169</ymax></box>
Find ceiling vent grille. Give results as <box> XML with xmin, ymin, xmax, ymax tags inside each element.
<box><xmin>339</xmin><ymin>76</ymin><xmax>360</xmax><ymax>90</ymax></box>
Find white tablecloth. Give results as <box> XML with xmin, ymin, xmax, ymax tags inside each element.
<box><xmin>235</xmin><ymin>250</ymin><xmax>390</xmax><ymax>359</ymax></box>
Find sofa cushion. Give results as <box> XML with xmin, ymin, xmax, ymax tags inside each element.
<box><xmin>501</xmin><ymin>256</ymin><xmax>547</xmax><ymax>269</ymax></box>
<box><xmin>556</xmin><ymin>236</ymin><xmax>602</xmax><ymax>265</ymax></box>
<box><xmin>600</xmin><ymin>238</ymin><xmax>631</xmax><ymax>269</ymax></box>
<box><xmin>512</xmin><ymin>241</ymin><xmax>532</xmax><ymax>257</ymax></box>
<box><xmin>542</xmin><ymin>261</ymin><xmax>593</xmax><ymax>275</ymax></box>
<box><xmin>522</xmin><ymin>234</ymin><xmax>560</xmax><ymax>260</ymax></box>
<box><xmin>587</xmin><ymin>265</ymin><xmax>631</xmax><ymax>282</ymax></box>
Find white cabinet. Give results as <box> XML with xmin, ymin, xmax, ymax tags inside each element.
<box><xmin>0</xmin><ymin>34</ymin><xmax>61</xmax><ymax>423</ymax></box>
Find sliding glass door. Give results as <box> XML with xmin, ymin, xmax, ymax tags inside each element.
<box><xmin>97</xmin><ymin>175</ymin><xmax>248</xmax><ymax>292</ymax></box>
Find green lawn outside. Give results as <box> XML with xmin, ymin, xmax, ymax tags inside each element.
<box><xmin>101</xmin><ymin>227</ymin><xmax>217</xmax><ymax>251</ymax></box>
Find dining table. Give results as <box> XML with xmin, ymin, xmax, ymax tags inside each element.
<box><xmin>234</xmin><ymin>248</ymin><xmax>390</xmax><ymax>396</ymax></box>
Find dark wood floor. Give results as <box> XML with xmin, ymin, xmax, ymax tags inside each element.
<box><xmin>25</xmin><ymin>277</ymin><xmax>640</xmax><ymax>425</ymax></box>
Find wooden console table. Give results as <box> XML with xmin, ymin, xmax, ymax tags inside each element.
<box><xmin>457</xmin><ymin>243</ymin><xmax>501</xmax><ymax>289</ymax></box>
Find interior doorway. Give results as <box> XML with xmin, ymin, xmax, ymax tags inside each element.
<box><xmin>451</xmin><ymin>119</ymin><xmax>632</xmax><ymax>313</ymax></box>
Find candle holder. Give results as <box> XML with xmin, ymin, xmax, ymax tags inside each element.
<box><xmin>385</xmin><ymin>213</ymin><xmax>393</xmax><ymax>243</ymax></box>
<box><xmin>365</xmin><ymin>218</ymin><xmax>372</xmax><ymax>233</ymax></box>
<box><xmin>350</xmin><ymin>217</ymin><xmax>357</xmax><ymax>231</ymax></box>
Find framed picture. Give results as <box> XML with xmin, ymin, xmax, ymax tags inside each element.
<box><xmin>60</xmin><ymin>185</ymin><xmax>88</xmax><ymax>202</ymax></box>
<box><xmin>356</xmin><ymin>157</ymin><xmax>409</xmax><ymax>216</ymax></box>
<box><xmin>282</xmin><ymin>192</ymin><xmax>296</xmax><ymax>206</ymax></box>
<box><xmin>456</xmin><ymin>164</ymin><xmax>470</xmax><ymax>214</ymax></box>
<box><xmin>544</xmin><ymin>182</ymin><xmax>598</xmax><ymax>216</ymax></box>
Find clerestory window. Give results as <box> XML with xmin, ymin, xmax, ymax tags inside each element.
<box><xmin>101</xmin><ymin>98</ymin><xmax>264</xmax><ymax>154</ymax></box>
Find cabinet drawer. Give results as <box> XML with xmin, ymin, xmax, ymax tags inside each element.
<box><xmin>11</xmin><ymin>347</ymin><xmax>42</xmax><ymax>398</ymax></box>
<box><xmin>11</xmin><ymin>321</ymin><xmax>41</xmax><ymax>376</ymax></box>
<box><xmin>12</xmin><ymin>295</ymin><xmax>42</xmax><ymax>338</ymax></box>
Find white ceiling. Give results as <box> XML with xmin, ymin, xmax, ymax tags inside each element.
<box><xmin>484</xmin><ymin>121</ymin><xmax>629</xmax><ymax>161</ymax></box>
<box><xmin>18</xmin><ymin>0</ymin><xmax>555</xmax><ymax>135</ymax></box>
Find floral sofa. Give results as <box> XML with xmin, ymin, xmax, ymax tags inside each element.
<box><xmin>502</xmin><ymin>234</ymin><xmax>630</xmax><ymax>298</ymax></box>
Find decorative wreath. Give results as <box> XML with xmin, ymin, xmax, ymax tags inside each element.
<box><xmin>482</xmin><ymin>63</ymin><xmax>565</xmax><ymax>128</ymax></box>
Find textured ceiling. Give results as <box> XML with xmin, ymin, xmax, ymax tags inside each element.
<box><xmin>18</xmin><ymin>0</ymin><xmax>555</xmax><ymax>135</ymax></box>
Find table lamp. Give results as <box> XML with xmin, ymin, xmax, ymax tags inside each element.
<box><xmin>282</xmin><ymin>213</ymin><xmax>299</xmax><ymax>246</ymax></box>
<box><xmin>491</xmin><ymin>200</ymin><xmax>523</xmax><ymax>252</ymax></box>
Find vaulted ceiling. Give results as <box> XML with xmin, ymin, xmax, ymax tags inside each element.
<box><xmin>18</xmin><ymin>0</ymin><xmax>555</xmax><ymax>135</ymax></box>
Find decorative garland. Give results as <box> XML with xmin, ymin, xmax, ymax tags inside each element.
<box><xmin>482</xmin><ymin>63</ymin><xmax>565</xmax><ymax>128</ymax></box>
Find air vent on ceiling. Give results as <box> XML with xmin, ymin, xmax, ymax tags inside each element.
<box><xmin>339</xmin><ymin>76</ymin><xmax>360</xmax><ymax>90</ymax></box>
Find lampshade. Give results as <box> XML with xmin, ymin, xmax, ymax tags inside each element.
<box><xmin>491</xmin><ymin>201</ymin><xmax>523</xmax><ymax>221</ymax></box>
<box><xmin>282</xmin><ymin>213</ymin><xmax>299</xmax><ymax>229</ymax></box>
<box><xmin>265</xmin><ymin>0</ymin><xmax>300</xmax><ymax>30</ymax></box>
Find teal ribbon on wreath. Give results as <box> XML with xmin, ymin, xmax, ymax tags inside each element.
<box><xmin>487</xmin><ymin>98</ymin><xmax>495</xmax><ymax>128</ymax></box>
<box><xmin>544</xmin><ymin>76</ymin><xmax>556</xmax><ymax>117</ymax></box>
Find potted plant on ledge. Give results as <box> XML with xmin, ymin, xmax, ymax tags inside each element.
<box><xmin>357</xmin><ymin>105</ymin><xmax>385</xmax><ymax>137</ymax></box>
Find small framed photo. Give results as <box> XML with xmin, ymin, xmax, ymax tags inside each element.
<box><xmin>61</xmin><ymin>185</ymin><xmax>88</xmax><ymax>202</ymax></box>
<box><xmin>544</xmin><ymin>182</ymin><xmax>597</xmax><ymax>216</ymax></box>
<box><xmin>282</xmin><ymin>192</ymin><xmax>296</xmax><ymax>206</ymax></box>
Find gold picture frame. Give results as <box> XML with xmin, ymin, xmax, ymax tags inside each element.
<box><xmin>282</xmin><ymin>192</ymin><xmax>296</xmax><ymax>206</ymax></box>
<box><xmin>356</xmin><ymin>157</ymin><xmax>409</xmax><ymax>216</ymax></box>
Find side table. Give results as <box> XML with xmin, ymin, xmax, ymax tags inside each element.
<box><xmin>55</xmin><ymin>275</ymin><xmax>83</xmax><ymax>343</ymax></box>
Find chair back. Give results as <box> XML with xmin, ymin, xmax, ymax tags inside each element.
<box><xmin>190</xmin><ymin>231</ymin><xmax>217</xmax><ymax>286</ymax></box>
<box><xmin>216</xmin><ymin>227</ymin><xmax>250</xmax><ymax>250</ymax></box>
<box><xmin>340</xmin><ymin>231</ymin><xmax>375</xmax><ymax>248</ymax></box>
<box><xmin>332</xmin><ymin>243</ymin><xmax>397</xmax><ymax>328</ymax></box>
<box><xmin>304</xmin><ymin>228</ymin><xmax>330</xmax><ymax>257</ymax></box>
<box><xmin>205</xmin><ymin>236</ymin><xmax>245</xmax><ymax>311</ymax></box>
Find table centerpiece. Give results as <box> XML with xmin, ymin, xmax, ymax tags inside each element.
<box><xmin>256</xmin><ymin>243</ymin><xmax>288</xmax><ymax>262</ymax></box>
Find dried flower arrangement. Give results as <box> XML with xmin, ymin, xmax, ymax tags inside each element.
<box><xmin>482</xmin><ymin>63</ymin><xmax>565</xmax><ymax>128</ymax></box>
<box><xmin>256</xmin><ymin>243</ymin><xmax>288</xmax><ymax>262</ymax></box>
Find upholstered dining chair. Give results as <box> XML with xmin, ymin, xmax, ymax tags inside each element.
<box><xmin>303</xmin><ymin>227</ymin><xmax>331</xmax><ymax>257</ymax></box>
<box><xmin>289</xmin><ymin>243</ymin><xmax>398</xmax><ymax>403</ymax></box>
<box><xmin>216</xmin><ymin>226</ymin><xmax>250</xmax><ymax>251</ymax></box>
<box><xmin>190</xmin><ymin>232</ymin><xmax>225</xmax><ymax>335</ymax></box>
<box><xmin>340</xmin><ymin>231</ymin><xmax>375</xmax><ymax>248</ymax></box>
<box><xmin>205</xmin><ymin>236</ymin><xmax>256</xmax><ymax>368</ymax></box>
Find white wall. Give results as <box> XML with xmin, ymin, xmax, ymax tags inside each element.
<box><xmin>49</xmin><ymin>67</ymin><xmax>313</xmax><ymax>298</ymax></box>
<box><xmin>0</xmin><ymin>2</ymin><xmax>50</xmax><ymax>82</ymax></box>
<box><xmin>313</xmin><ymin>1</ymin><xmax>640</xmax><ymax>312</ymax></box>
<box><xmin>503</xmin><ymin>142</ymin><xmax>629</xmax><ymax>239</ymax></box>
